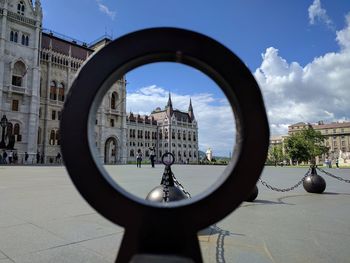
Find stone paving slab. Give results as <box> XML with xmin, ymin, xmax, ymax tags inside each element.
<box><xmin>0</xmin><ymin>165</ymin><xmax>349</xmax><ymax>262</ymax></box>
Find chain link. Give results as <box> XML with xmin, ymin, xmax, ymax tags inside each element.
<box><xmin>259</xmin><ymin>168</ymin><xmax>311</xmax><ymax>192</ymax></box>
<box><xmin>162</xmin><ymin>185</ymin><xmax>170</xmax><ymax>202</ymax></box>
<box><xmin>172</xmin><ymin>173</ymin><xmax>192</xmax><ymax>198</ymax></box>
<box><xmin>316</xmin><ymin>167</ymin><xmax>350</xmax><ymax>183</ymax></box>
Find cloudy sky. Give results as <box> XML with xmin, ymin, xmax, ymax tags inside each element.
<box><xmin>42</xmin><ymin>0</ymin><xmax>350</xmax><ymax>156</ymax></box>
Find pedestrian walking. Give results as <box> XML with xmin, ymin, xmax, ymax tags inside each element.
<box><xmin>336</xmin><ymin>158</ymin><xmax>339</xmax><ymax>168</ymax></box>
<box><xmin>36</xmin><ymin>151</ymin><xmax>40</xmax><ymax>164</ymax></box>
<box><xmin>2</xmin><ymin>150</ymin><xmax>7</xmax><ymax>164</ymax></box>
<box><xmin>13</xmin><ymin>151</ymin><xmax>18</xmax><ymax>164</ymax></box>
<box><xmin>8</xmin><ymin>150</ymin><xmax>13</xmax><ymax>164</ymax></box>
<box><xmin>149</xmin><ymin>147</ymin><xmax>155</xmax><ymax>168</ymax></box>
<box><xmin>56</xmin><ymin>152</ymin><xmax>61</xmax><ymax>163</ymax></box>
<box><xmin>24</xmin><ymin>152</ymin><xmax>29</xmax><ymax>164</ymax></box>
<box><xmin>136</xmin><ymin>149</ymin><xmax>142</xmax><ymax>168</ymax></box>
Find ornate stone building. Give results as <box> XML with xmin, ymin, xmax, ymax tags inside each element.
<box><xmin>126</xmin><ymin>94</ymin><xmax>199</xmax><ymax>163</ymax></box>
<box><xmin>0</xmin><ymin>0</ymin><xmax>199</xmax><ymax>164</ymax></box>
<box><xmin>288</xmin><ymin>121</ymin><xmax>350</xmax><ymax>164</ymax></box>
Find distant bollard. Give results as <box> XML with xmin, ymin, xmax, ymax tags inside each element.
<box><xmin>245</xmin><ymin>185</ymin><xmax>258</xmax><ymax>202</ymax></box>
<box><xmin>303</xmin><ymin>166</ymin><xmax>326</xmax><ymax>193</ymax></box>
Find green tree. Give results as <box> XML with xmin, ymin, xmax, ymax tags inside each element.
<box><xmin>268</xmin><ymin>144</ymin><xmax>284</xmax><ymax>166</ymax></box>
<box><xmin>285</xmin><ymin>125</ymin><xmax>328</xmax><ymax>165</ymax></box>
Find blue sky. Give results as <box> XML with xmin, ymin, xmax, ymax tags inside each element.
<box><xmin>41</xmin><ymin>0</ymin><xmax>350</xmax><ymax>156</ymax></box>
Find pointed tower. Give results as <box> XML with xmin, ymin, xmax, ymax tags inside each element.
<box><xmin>166</xmin><ymin>92</ymin><xmax>173</xmax><ymax>117</ymax></box>
<box><xmin>188</xmin><ymin>98</ymin><xmax>195</xmax><ymax>121</ymax></box>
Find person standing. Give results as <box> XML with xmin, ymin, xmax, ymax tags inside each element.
<box><xmin>2</xmin><ymin>150</ymin><xmax>7</xmax><ymax>164</ymax></box>
<box><xmin>56</xmin><ymin>152</ymin><xmax>61</xmax><ymax>164</ymax></box>
<box><xmin>8</xmin><ymin>150</ymin><xmax>13</xmax><ymax>164</ymax></box>
<box><xmin>136</xmin><ymin>149</ymin><xmax>142</xmax><ymax>168</ymax></box>
<box><xmin>36</xmin><ymin>151</ymin><xmax>40</xmax><ymax>164</ymax></box>
<box><xmin>24</xmin><ymin>152</ymin><xmax>29</xmax><ymax>164</ymax></box>
<box><xmin>150</xmin><ymin>147</ymin><xmax>156</xmax><ymax>168</ymax></box>
<box><xmin>336</xmin><ymin>158</ymin><xmax>339</xmax><ymax>169</ymax></box>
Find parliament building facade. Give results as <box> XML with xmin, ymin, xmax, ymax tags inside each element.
<box><xmin>0</xmin><ymin>0</ymin><xmax>199</xmax><ymax>164</ymax></box>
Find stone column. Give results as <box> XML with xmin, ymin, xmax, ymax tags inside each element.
<box><xmin>26</xmin><ymin>23</ymin><xmax>41</xmax><ymax>156</ymax></box>
<box><xmin>0</xmin><ymin>4</ymin><xmax>8</xmax><ymax>111</ymax></box>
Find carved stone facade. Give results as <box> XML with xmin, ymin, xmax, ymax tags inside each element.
<box><xmin>0</xmin><ymin>0</ymin><xmax>199</xmax><ymax>164</ymax></box>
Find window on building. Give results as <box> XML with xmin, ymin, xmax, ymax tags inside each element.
<box><xmin>49</xmin><ymin>130</ymin><xmax>55</xmax><ymax>145</ymax></box>
<box><xmin>184</xmin><ymin>151</ymin><xmax>187</xmax><ymax>157</ymax></box>
<box><xmin>21</xmin><ymin>34</ymin><xmax>29</xmax><ymax>46</ymax></box>
<box><xmin>183</xmin><ymin>131</ymin><xmax>186</xmax><ymax>140</ymax></box>
<box><xmin>188</xmin><ymin>131</ymin><xmax>191</xmax><ymax>141</ymax></box>
<box><xmin>25</xmin><ymin>35</ymin><xmax>29</xmax><ymax>46</ymax></box>
<box><xmin>189</xmin><ymin>151</ymin><xmax>192</xmax><ymax>157</ymax></box>
<box><xmin>58</xmin><ymin>111</ymin><xmax>61</xmax><ymax>121</ymax></box>
<box><xmin>341</xmin><ymin>128</ymin><xmax>344</xmax><ymax>133</ymax></box>
<box><xmin>50</xmin><ymin>81</ymin><xmax>57</xmax><ymax>100</ymax></box>
<box><xmin>193</xmin><ymin>132</ymin><xmax>196</xmax><ymax>141</ymax></box>
<box><xmin>12</xmin><ymin>61</ymin><xmax>26</xmax><ymax>86</ymax></box>
<box><xmin>52</xmin><ymin>110</ymin><xmax>56</xmax><ymax>120</ymax></box>
<box><xmin>333</xmin><ymin>141</ymin><xmax>337</xmax><ymax>147</ymax></box>
<box><xmin>333</xmin><ymin>129</ymin><xmax>336</xmax><ymax>133</ymax></box>
<box><xmin>165</xmin><ymin>129</ymin><xmax>168</xmax><ymax>139</ymax></box>
<box><xmin>12</xmin><ymin>100</ymin><xmax>19</xmax><ymax>111</ymax></box>
<box><xmin>17</xmin><ymin>1</ymin><xmax>25</xmax><ymax>15</ymax></box>
<box><xmin>178</xmin><ymin>130</ymin><xmax>181</xmax><ymax>140</ymax></box>
<box><xmin>129</xmin><ymin>129</ymin><xmax>132</xmax><ymax>138</ymax></box>
<box><xmin>58</xmin><ymin>83</ymin><xmax>65</xmax><ymax>102</ymax></box>
<box><xmin>56</xmin><ymin>130</ymin><xmax>60</xmax><ymax>145</ymax></box>
<box><xmin>130</xmin><ymin>149</ymin><xmax>134</xmax><ymax>157</ymax></box>
<box><xmin>110</xmin><ymin>119</ymin><xmax>114</xmax><ymax>127</ymax></box>
<box><xmin>10</xmin><ymin>31</ymin><xmax>19</xmax><ymax>43</ymax></box>
<box><xmin>14</xmin><ymin>123</ymin><xmax>21</xmax><ymax>142</ymax></box>
<box><xmin>111</xmin><ymin>92</ymin><xmax>118</xmax><ymax>109</ymax></box>
<box><xmin>194</xmin><ymin>152</ymin><xmax>197</xmax><ymax>158</ymax></box>
<box><xmin>146</xmin><ymin>150</ymin><xmax>149</xmax><ymax>157</ymax></box>
<box><xmin>342</xmin><ymin>141</ymin><xmax>345</xmax><ymax>146</ymax></box>
<box><xmin>172</xmin><ymin>129</ymin><xmax>175</xmax><ymax>139</ymax></box>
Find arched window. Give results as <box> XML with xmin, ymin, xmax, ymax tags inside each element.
<box><xmin>178</xmin><ymin>151</ymin><xmax>181</xmax><ymax>157</ymax></box>
<box><xmin>194</xmin><ymin>151</ymin><xmax>197</xmax><ymax>158</ymax></box>
<box><xmin>7</xmin><ymin>122</ymin><xmax>13</xmax><ymax>137</ymax></box>
<box><xmin>56</xmin><ymin>130</ymin><xmax>60</xmax><ymax>145</ymax></box>
<box><xmin>25</xmin><ymin>35</ymin><xmax>29</xmax><ymax>46</ymax></box>
<box><xmin>14</xmin><ymin>32</ymin><xmax>18</xmax><ymax>42</ymax></box>
<box><xmin>193</xmin><ymin>132</ymin><xmax>196</xmax><ymax>141</ymax></box>
<box><xmin>49</xmin><ymin>130</ymin><xmax>55</xmax><ymax>145</ymax></box>
<box><xmin>21</xmin><ymin>34</ymin><xmax>25</xmax><ymax>45</ymax></box>
<box><xmin>10</xmin><ymin>31</ymin><xmax>14</xmax><ymax>42</ymax></box>
<box><xmin>111</xmin><ymin>92</ymin><xmax>118</xmax><ymax>109</ymax></box>
<box><xmin>130</xmin><ymin>149</ymin><xmax>134</xmax><ymax>157</ymax></box>
<box><xmin>17</xmin><ymin>1</ymin><xmax>25</xmax><ymax>15</ymax></box>
<box><xmin>12</xmin><ymin>61</ymin><xmax>26</xmax><ymax>87</ymax></box>
<box><xmin>188</xmin><ymin>131</ymin><xmax>191</xmax><ymax>141</ymax></box>
<box><xmin>50</xmin><ymin>81</ymin><xmax>57</xmax><ymax>100</ymax></box>
<box><xmin>178</xmin><ymin>130</ymin><xmax>181</xmax><ymax>139</ymax></box>
<box><xmin>165</xmin><ymin>129</ymin><xmax>168</xmax><ymax>139</ymax></box>
<box><xmin>189</xmin><ymin>151</ymin><xmax>192</xmax><ymax>157</ymax></box>
<box><xmin>14</xmin><ymin>124</ymin><xmax>21</xmax><ymax>142</ymax></box>
<box><xmin>172</xmin><ymin>129</ymin><xmax>175</xmax><ymax>139</ymax></box>
<box><xmin>183</xmin><ymin>131</ymin><xmax>186</xmax><ymax>140</ymax></box>
<box><xmin>58</xmin><ymin>83</ymin><xmax>65</xmax><ymax>102</ymax></box>
<box><xmin>184</xmin><ymin>151</ymin><xmax>187</xmax><ymax>157</ymax></box>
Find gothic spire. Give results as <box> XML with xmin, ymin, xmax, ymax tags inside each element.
<box><xmin>166</xmin><ymin>92</ymin><xmax>173</xmax><ymax>117</ymax></box>
<box><xmin>188</xmin><ymin>98</ymin><xmax>195</xmax><ymax>121</ymax></box>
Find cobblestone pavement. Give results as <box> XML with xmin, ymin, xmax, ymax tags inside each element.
<box><xmin>0</xmin><ymin>165</ymin><xmax>349</xmax><ymax>262</ymax></box>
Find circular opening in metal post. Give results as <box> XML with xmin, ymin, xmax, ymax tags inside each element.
<box><xmin>61</xmin><ymin>28</ymin><xmax>269</xmax><ymax>231</ymax></box>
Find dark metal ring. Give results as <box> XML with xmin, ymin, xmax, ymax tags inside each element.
<box><xmin>61</xmin><ymin>27</ymin><xmax>269</xmax><ymax>236</ymax></box>
<box><xmin>161</xmin><ymin>152</ymin><xmax>175</xmax><ymax>166</ymax></box>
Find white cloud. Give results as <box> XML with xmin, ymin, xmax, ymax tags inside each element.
<box><xmin>308</xmin><ymin>0</ymin><xmax>334</xmax><ymax>29</ymax></box>
<box><xmin>126</xmin><ymin>86</ymin><xmax>235</xmax><ymax>157</ymax></box>
<box><xmin>96</xmin><ymin>0</ymin><xmax>116</xmax><ymax>20</ymax></box>
<box><xmin>254</xmin><ymin>12</ymin><xmax>350</xmax><ymax>136</ymax></box>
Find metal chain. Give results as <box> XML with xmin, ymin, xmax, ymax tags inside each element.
<box><xmin>316</xmin><ymin>167</ymin><xmax>350</xmax><ymax>183</ymax></box>
<box><xmin>259</xmin><ymin>168</ymin><xmax>311</xmax><ymax>192</ymax></box>
<box><xmin>163</xmin><ymin>184</ymin><xmax>170</xmax><ymax>202</ymax></box>
<box><xmin>172</xmin><ymin>173</ymin><xmax>192</xmax><ymax>198</ymax></box>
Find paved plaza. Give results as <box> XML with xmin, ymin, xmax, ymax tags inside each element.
<box><xmin>0</xmin><ymin>164</ymin><xmax>349</xmax><ymax>262</ymax></box>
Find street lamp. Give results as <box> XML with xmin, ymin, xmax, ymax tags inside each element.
<box><xmin>0</xmin><ymin>115</ymin><xmax>8</xmax><ymax>149</ymax></box>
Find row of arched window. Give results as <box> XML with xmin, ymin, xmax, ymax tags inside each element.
<box><xmin>40</xmin><ymin>52</ymin><xmax>82</xmax><ymax>69</ymax></box>
<box><xmin>129</xmin><ymin>149</ymin><xmax>197</xmax><ymax>159</ymax></box>
<box><xmin>37</xmin><ymin>128</ymin><xmax>60</xmax><ymax>146</ymax></box>
<box><xmin>128</xmin><ymin>128</ymin><xmax>196</xmax><ymax>141</ymax></box>
<box><xmin>5</xmin><ymin>122</ymin><xmax>22</xmax><ymax>142</ymax></box>
<box><xmin>50</xmin><ymin>81</ymin><xmax>65</xmax><ymax>102</ymax></box>
<box><xmin>10</xmin><ymin>31</ymin><xmax>29</xmax><ymax>46</ymax></box>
